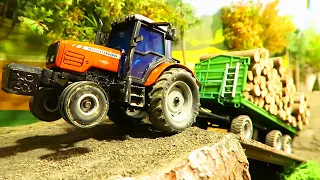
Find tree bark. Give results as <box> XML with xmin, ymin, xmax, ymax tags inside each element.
<box><xmin>180</xmin><ymin>28</ymin><xmax>187</xmax><ymax>66</ymax></box>
<box><xmin>295</xmin><ymin>55</ymin><xmax>300</xmax><ymax>91</ymax></box>
<box><xmin>0</xmin><ymin>0</ymin><xmax>9</xmax><ymax>28</ymax></box>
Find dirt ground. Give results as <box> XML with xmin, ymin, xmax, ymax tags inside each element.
<box><xmin>292</xmin><ymin>91</ymin><xmax>320</xmax><ymax>160</ymax></box>
<box><xmin>0</xmin><ymin>120</ymin><xmax>228</xmax><ymax>180</ymax></box>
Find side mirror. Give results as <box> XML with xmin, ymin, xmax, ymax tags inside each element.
<box><xmin>165</xmin><ymin>28</ymin><xmax>176</xmax><ymax>41</ymax></box>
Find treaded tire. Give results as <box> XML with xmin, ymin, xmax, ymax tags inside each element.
<box><xmin>265</xmin><ymin>130</ymin><xmax>283</xmax><ymax>150</ymax></box>
<box><xmin>59</xmin><ymin>82</ymin><xmax>82</xmax><ymax>125</ymax></box>
<box><xmin>282</xmin><ymin>134</ymin><xmax>293</xmax><ymax>154</ymax></box>
<box><xmin>148</xmin><ymin>68</ymin><xmax>200</xmax><ymax>134</ymax></box>
<box><xmin>59</xmin><ymin>81</ymin><xmax>108</xmax><ymax>128</ymax></box>
<box><xmin>230</xmin><ymin>115</ymin><xmax>253</xmax><ymax>139</ymax></box>
<box><xmin>29</xmin><ymin>88</ymin><xmax>61</xmax><ymax>122</ymax></box>
<box><xmin>108</xmin><ymin>105</ymin><xmax>146</xmax><ymax>126</ymax></box>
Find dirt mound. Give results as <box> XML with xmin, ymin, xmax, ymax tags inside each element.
<box><xmin>0</xmin><ymin>120</ymin><xmax>249</xmax><ymax>180</ymax></box>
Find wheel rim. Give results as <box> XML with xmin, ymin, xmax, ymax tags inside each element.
<box><xmin>284</xmin><ymin>139</ymin><xmax>292</xmax><ymax>153</ymax></box>
<box><xmin>276</xmin><ymin>136</ymin><xmax>282</xmax><ymax>150</ymax></box>
<box><xmin>43</xmin><ymin>95</ymin><xmax>59</xmax><ymax>112</ymax></box>
<box><xmin>243</xmin><ymin>121</ymin><xmax>251</xmax><ymax>139</ymax></box>
<box><xmin>165</xmin><ymin>81</ymin><xmax>193</xmax><ymax>123</ymax></box>
<box><xmin>126</xmin><ymin>108</ymin><xmax>141</xmax><ymax>116</ymax></box>
<box><xmin>76</xmin><ymin>94</ymin><xmax>100</xmax><ymax>116</ymax></box>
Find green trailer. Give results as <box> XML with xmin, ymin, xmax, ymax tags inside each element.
<box><xmin>194</xmin><ymin>54</ymin><xmax>299</xmax><ymax>154</ymax></box>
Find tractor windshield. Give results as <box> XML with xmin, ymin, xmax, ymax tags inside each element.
<box><xmin>107</xmin><ymin>22</ymin><xmax>135</xmax><ymax>53</ymax></box>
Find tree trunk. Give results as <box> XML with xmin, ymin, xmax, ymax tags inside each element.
<box><xmin>180</xmin><ymin>28</ymin><xmax>187</xmax><ymax>66</ymax></box>
<box><xmin>295</xmin><ymin>55</ymin><xmax>300</xmax><ymax>91</ymax></box>
<box><xmin>0</xmin><ymin>0</ymin><xmax>9</xmax><ymax>28</ymax></box>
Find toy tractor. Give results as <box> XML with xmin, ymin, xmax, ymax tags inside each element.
<box><xmin>1</xmin><ymin>14</ymin><xmax>200</xmax><ymax>134</ymax></box>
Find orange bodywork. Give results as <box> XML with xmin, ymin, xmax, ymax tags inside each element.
<box><xmin>47</xmin><ymin>40</ymin><xmax>121</xmax><ymax>73</ymax></box>
<box><xmin>144</xmin><ymin>62</ymin><xmax>199</xmax><ymax>86</ymax></box>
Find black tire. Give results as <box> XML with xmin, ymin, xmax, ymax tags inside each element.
<box><xmin>59</xmin><ymin>81</ymin><xmax>109</xmax><ymax>128</ymax></box>
<box><xmin>230</xmin><ymin>115</ymin><xmax>253</xmax><ymax>139</ymax></box>
<box><xmin>107</xmin><ymin>105</ymin><xmax>146</xmax><ymax>126</ymax></box>
<box><xmin>265</xmin><ymin>130</ymin><xmax>282</xmax><ymax>150</ymax></box>
<box><xmin>29</xmin><ymin>88</ymin><xmax>61</xmax><ymax>122</ymax></box>
<box><xmin>148</xmin><ymin>68</ymin><xmax>200</xmax><ymax>134</ymax></box>
<box><xmin>282</xmin><ymin>135</ymin><xmax>293</xmax><ymax>154</ymax></box>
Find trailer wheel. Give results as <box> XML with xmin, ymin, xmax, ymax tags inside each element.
<box><xmin>108</xmin><ymin>105</ymin><xmax>146</xmax><ymax>126</ymax></box>
<box><xmin>230</xmin><ymin>115</ymin><xmax>253</xmax><ymax>139</ymax></box>
<box><xmin>59</xmin><ymin>81</ymin><xmax>109</xmax><ymax>128</ymax></box>
<box><xmin>29</xmin><ymin>88</ymin><xmax>61</xmax><ymax>122</ymax></box>
<box><xmin>265</xmin><ymin>130</ymin><xmax>282</xmax><ymax>150</ymax></box>
<box><xmin>282</xmin><ymin>135</ymin><xmax>293</xmax><ymax>154</ymax></box>
<box><xmin>148</xmin><ymin>68</ymin><xmax>200</xmax><ymax>134</ymax></box>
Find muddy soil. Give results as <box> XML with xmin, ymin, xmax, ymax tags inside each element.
<box><xmin>292</xmin><ymin>91</ymin><xmax>320</xmax><ymax>160</ymax></box>
<box><xmin>0</xmin><ymin>120</ymin><xmax>229</xmax><ymax>180</ymax></box>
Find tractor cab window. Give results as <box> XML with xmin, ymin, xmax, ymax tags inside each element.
<box><xmin>135</xmin><ymin>25</ymin><xmax>165</xmax><ymax>55</ymax></box>
<box><xmin>107</xmin><ymin>23</ymin><xmax>135</xmax><ymax>53</ymax></box>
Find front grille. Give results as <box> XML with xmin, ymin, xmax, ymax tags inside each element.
<box><xmin>46</xmin><ymin>42</ymin><xmax>60</xmax><ymax>65</ymax></box>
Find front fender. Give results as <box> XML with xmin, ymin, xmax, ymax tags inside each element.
<box><xmin>144</xmin><ymin>62</ymin><xmax>199</xmax><ymax>86</ymax></box>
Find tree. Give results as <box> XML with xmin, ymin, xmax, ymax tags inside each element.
<box><xmin>220</xmin><ymin>0</ymin><xmax>296</xmax><ymax>56</ymax></box>
<box><xmin>221</xmin><ymin>1</ymin><xmax>264</xmax><ymax>50</ymax></box>
<box><xmin>259</xmin><ymin>0</ymin><xmax>296</xmax><ymax>55</ymax></box>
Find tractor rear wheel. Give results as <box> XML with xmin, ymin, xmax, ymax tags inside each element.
<box><xmin>148</xmin><ymin>68</ymin><xmax>200</xmax><ymax>134</ymax></box>
<box><xmin>59</xmin><ymin>81</ymin><xmax>109</xmax><ymax>128</ymax></box>
<box><xmin>29</xmin><ymin>88</ymin><xmax>61</xmax><ymax>122</ymax></box>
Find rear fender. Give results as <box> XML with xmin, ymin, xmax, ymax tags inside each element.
<box><xmin>144</xmin><ymin>62</ymin><xmax>199</xmax><ymax>86</ymax></box>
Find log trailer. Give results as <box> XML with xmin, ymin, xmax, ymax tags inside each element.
<box><xmin>1</xmin><ymin>14</ymin><xmax>298</xmax><ymax>154</ymax></box>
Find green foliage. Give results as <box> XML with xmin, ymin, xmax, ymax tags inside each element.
<box><xmin>12</xmin><ymin>0</ymin><xmax>198</xmax><ymax>45</ymax></box>
<box><xmin>287</xmin><ymin>27</ymin><xmax>320</xmax><ymax>72</ymax></box>
<box><xmin>220</xmin><ymin>0</ymin><xmax>296</xmax><ymax>55</ymax></box>
<box><xmin>280</xmin><ymin>160</ymin><xmax>320</xmax><ymax>180</ymax></box>
<box><xmin>260</xmin><ymin>0</ymin><xmax>296</xmax><ymax>55</ymax></box>
<box><xmin>221</xmin><ymin>1</ymin><xmax>264</xmax><ymax>50</ymax></box>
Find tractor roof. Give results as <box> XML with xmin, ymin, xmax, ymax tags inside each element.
<box><xmin>112</xmin><ymin>14</ymin><xmax>168</xmax><ymax>32</ymax></box>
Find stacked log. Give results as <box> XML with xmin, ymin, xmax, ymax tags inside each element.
<box><xmin>200</xmin><ymin>48</ymin><xmax>311</xmax><ymax>130</ymax></box>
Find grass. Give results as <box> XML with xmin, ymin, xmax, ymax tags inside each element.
<box><xmin>280</xmin><ymin>160</ymin><xmax>320</xmax><ymax>180</ymax></box>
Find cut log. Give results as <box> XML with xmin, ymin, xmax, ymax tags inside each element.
<box><xmin>292</xmin><ymin>117</ymin><xmax>297</xmax><ymax>127</ymax></box>
<box><xmin>259</xmin><ymin>76</ymin><xmax>266</xmax><ymax>90</ymax></box>
<box><xmin>251</xmin><ymin>64</ymin><xmax>262</xmax><ymax>76</ymax></box>
<box><xmin>270</xmin><ymin>57</ymin><xmax>283</xmax><ymax>67</ymax></box>
<box><xmin>303</xmin><ymin>117</ymin><xmax>310</xmax><ymax>126</ymax></box>
<box><xmin>266</xmin><ymin>81</ymin><xmax>274</xmax><ymax>92</ymax></box>
<box><xmin>261</xmin><ymin>89</ymin><xmax>268</xmax><ymax>98</ymax></box>
<box><xmin>305</xmin><ymin>108</ymin><xmax>311</xmax><ymax>118</ymax></box>
<box><xmin>250</xmin><ymin>84</ymin><xmax>261</xmax><ymax>97</ymax></box>
<box><xmin>292</xmin><ymin>103</ymin><xmax>305</xmax><ymax>115</ymax></box>
<box><xmin>245</xmin><ymin>82</ymin><xmax>253</xmax><ymax>92</ymax></box>
<box><xmin>199</xmin><ymin>48</ymin><xmax>268</xmax><ymax>62</ymax></box>
<box><xmin>258</xmin><ymin>97</ymin><xmax>265</xmax><ymax>108</ymax></box>
<box><xmin>264</xmin><ymin>104</ymin><xmax>270</xmax><ymax>112</ymax></box>
<box><xmin>247</xmin><ymin>71</ymin><xmax>254</xmax><ymax>81</ymax></box>
<box><xmin>254</xmin><ymin>97</ymin><xmax>259</xmax><ymax>106</ymax></box>
<box><xmin>264</xmin><ymin>94</ymin><xmax>272</xmax><ymax>104</ymax></box>
<box><xmin>298</xmin><ymin>120</ymin><xmax>304</xmax><ymax>131</ymax></box>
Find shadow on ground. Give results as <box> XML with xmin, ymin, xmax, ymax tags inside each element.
<box><xmin>0</xmin><ymin>122</ymin><xmax>167</xmax><ymax>161</ymax></box>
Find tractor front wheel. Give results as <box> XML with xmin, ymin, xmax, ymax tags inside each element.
<box><xmin>29</xmin><ymin>88</ymin><xmax>61</xmax><ymax>122</ymax></box>
<box><xmin>148</xmin><ymin>68</ymin><xmax>200</xmax><ymax>134</ymax></box>
<box><xmin>59</xmin><ymin>81</ymin><xmax>109</xmax><ymax>128</ymax></box>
